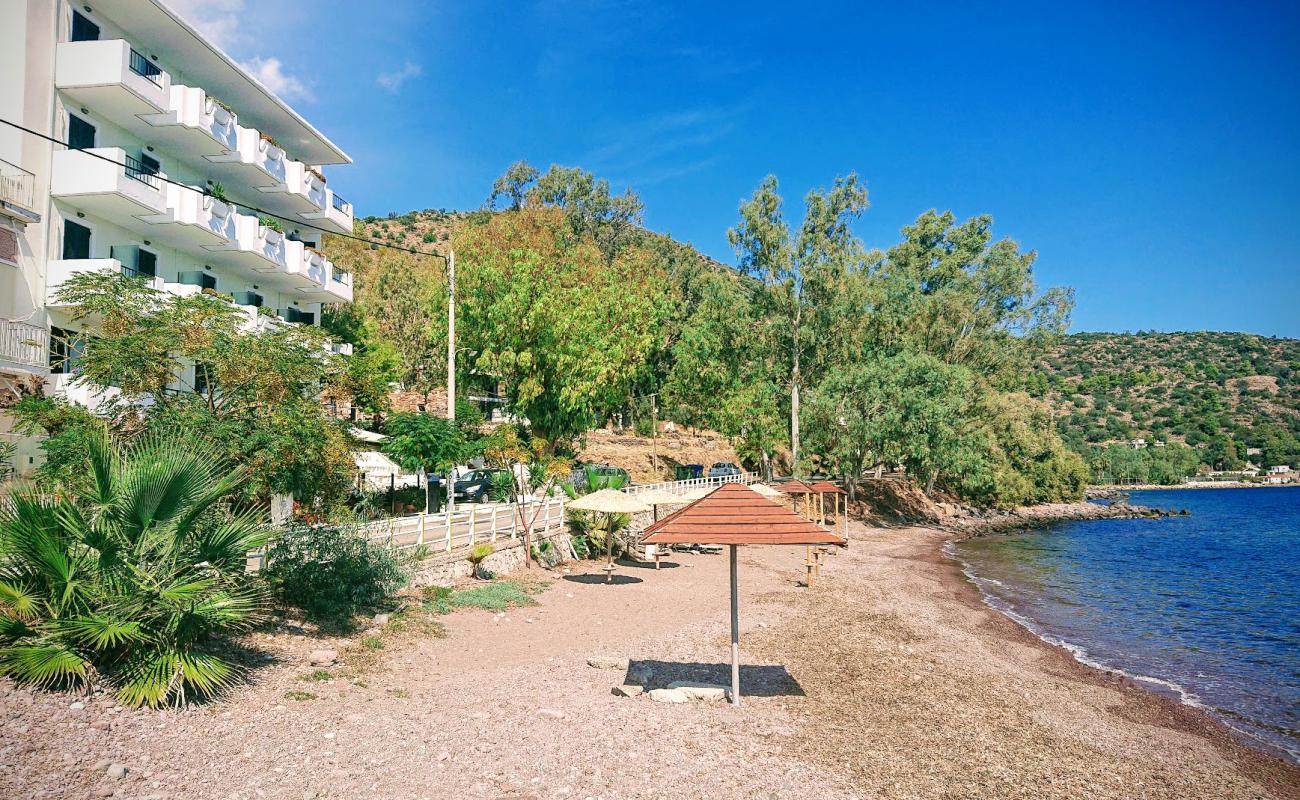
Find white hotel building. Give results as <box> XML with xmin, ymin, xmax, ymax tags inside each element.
<box><xmin>0</xmin><ymin>0</ymin><xmax>356</xmax><ymax>475</ymax></box>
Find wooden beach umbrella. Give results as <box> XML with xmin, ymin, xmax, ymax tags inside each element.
<box><xmin>565</xmin><ymin>489</ymin><xmax>652</xmax><ymax>582</ymax></box>
<box><xmin>642</xmin><ymin>483</ymin><xmax>844</xmax><ymax>705</ymax></box>
<box><xmin>805</xmin><ymin>481</ymin><xmax>849</xmax><ymax>576</ymax></box>
<box><xmin>774</xmin><ymin>480</ymin><xmax>819</xmax><ymax>581</ymax></box>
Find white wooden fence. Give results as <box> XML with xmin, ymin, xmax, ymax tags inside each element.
<box><xmin>246</xmin><ymin>495</ymin><xmax>567</xmax><ymax>572</ymax></box>
<box><xmin>246</xmin><ymin>472</ymin><xmax>762</xmax><ymax>572</ymax></box>
<box><xmin>624</xmin><ymin>471</ymin><xmax>760</xmax><ymax>497</ymax></box>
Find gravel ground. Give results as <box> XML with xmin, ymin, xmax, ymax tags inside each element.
<box><xmin>2</xmin><ymin>520</ymin><xmax>1296</xmax><ymax>799</ymax></box>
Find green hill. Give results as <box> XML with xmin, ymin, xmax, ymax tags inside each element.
<box><xmin>1031</xmin><ymin>331</ymin><xmax>1300</xmax><ymax>471</ymax></box>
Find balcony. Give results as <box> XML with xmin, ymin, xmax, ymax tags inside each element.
<box><xmin>205</xmin><ymin>126</ymin><xmax>287</xmax><ymax>189</ymax></box>
<box><xmin>51</xmin><ymin>147</ymin><xmax>167</xmax><ymax>219</ymax></box>
<box><xmin>300</xmin><ymin>186</ymin><xmax>354</xmax><ymax>234</ymax></box>
<box><xmin>56</xmin><ymin>39</ymin><xmax>171</xmax><ymax>122</ymax></box>
<box><xmin>0</xmin><ymin>319</ymin><xmax>49</xmax><ymax>374</ymax></box>
<box><xmin>324</xmin><ymin>264</ymin><xmax>353</xmax><ymax>304</ymax></box>
<box><xmin>259</xmin><ymin>160</ymin><xmax>327</xmax><ymax>219</ymax></box>
<box><xmin>0</xmin><ymin>159</ymin><xmax>40</xmax><ymax>224</ymax></box>
<box><xmin>210</xmin><ymin>212</ymin><xmax>288</xmax><ymax>272</ymax></box>
<box><xmin>138</xmin><ymin>184</ymin><xmax>237</xmax><ymax>250</ymax></box>
<box><xmin>141</xmin><ymin>86</ymin><xmax>239</xmax><ymax>158</ymax></box>
<box><xmin>46</xmin><ymin>258</ymin><xmax>165</xmax><ymax>308</ymax></box>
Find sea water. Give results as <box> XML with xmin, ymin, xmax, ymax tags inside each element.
<box><xmin>951</xmin><ymin>486</ymin><xmax>1300</xmax><ymax>762</ymax></box>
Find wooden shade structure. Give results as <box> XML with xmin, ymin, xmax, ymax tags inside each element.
<box><xmin>566</xmin><ymin>490</ymin><xmax>651</xmax><ymax>582</ymax></box>
<box><xmin>773</xmin><ymin>479</ymin><xmax>821</xmax><ymax>583</ymax></box>
<box><xmin>642</xmin><ymin>483</ymin><xmax>844</xmax><ymax>705</ymax></box>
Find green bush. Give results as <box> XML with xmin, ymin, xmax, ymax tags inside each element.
<box><xmin>0</xmin><ymin>429</ymin><xmax>272</xmax><ymax>707</ymax></box>
<box><xmin>262</xmin><ymin>524</ymin><xmax>408</xmax><ymax>622</ymax></box>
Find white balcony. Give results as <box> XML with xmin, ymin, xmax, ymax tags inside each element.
<box><xmin>0</xmin><ymin>319</ymin><xmax>49</xmax><ymax>376</ymax></box>
<box><xmin>205</xmin><ymin>125</ymin><xmax>287</xmax><ymax>189</ymax></box>
<box><xmin>324</xmin><ymin>264</ymin><xmax>354</xmax><ymax>304</ymax></box>
<box><xmin>138</xmin><ymin>184</ymin><xmax>237</xmax><ymax>249</ymax></box>
<box><xmin>51</xmin><ymin>147</ymin><xmax>167</xmax><ymax>219</ymax></box>
<box><xmin>141</xmin><ymin>86</ymin><xmax>238</xmax><ymax>158</ymax></box>
<box><xmin>259</xmin><ymin>161</ymin><xmax>327</xmax><ymax>218</ymax></box>
<box><xmin>56</xmin><ymin>39</ymin><xmax>170</xmax><ymax>121</ymax></box>
<box><xmin>289</xmin><ymin>245</ymin><xmax>331</xmax><ymax>292</ymax></box>
<box><xmin>301</xmin><ymin>186</ymin><xmax>354</xmax><ymax>234</ymax></box>
<box><xmin>46</xmin><ymin>258</ymin><xmax>165</xmax><ymax>307</ymax></box>
<box><xmin>211</xmin><ymin>213</ymin><xmax>288</xmax><ymax>271</ymax></box>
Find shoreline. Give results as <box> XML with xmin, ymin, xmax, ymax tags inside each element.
<box><xmin>937</xmin><ymin>502</ymin><xmax>1300</xmax><ymax>783</ymax></box>
<box><xmin>1089</xmin><ymin>481</ymin><xmax>1297</xmax><ymax>493</ymax></box>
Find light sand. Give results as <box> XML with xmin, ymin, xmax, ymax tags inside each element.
<box><xmin>3</xmin><ymin>519</ymin><xmax>1297</xmax><ymax>799</ymax></box>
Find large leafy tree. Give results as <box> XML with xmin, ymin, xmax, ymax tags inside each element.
<box><xmin>454</xmin><ymin>206</ymin><xmax>667</xmax><ymax>449</ymax></box>
<box><xmin>37</xmin><ymin>271</ymin><xmax>355</xmax><ymax>509</ymax></box>
<box><xmin>727</xmin><ymin>174</ymin><xmax>869</xmax><ymax>473</ymax></box>
<box><xmin>0</xmin><ymin>429</ymin><xmax>270</xmax><ymax>707</ymax></box>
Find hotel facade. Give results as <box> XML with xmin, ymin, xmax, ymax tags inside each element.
<box><xmin>0</xmin><ymin>0</ymin><xmax>356</xmax><ymax>476</ymax></box>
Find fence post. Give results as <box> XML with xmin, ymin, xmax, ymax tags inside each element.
<box><xmin>491</xmin><ymin>506</ymin><xmax>499</xmax><ymax>542</ymax></box>
<box><xmin>468</xmin><ymin>506</ymin><xmax>476</xmax><ymax>547</ymax></box>
<box><xmin>418</xmin><ymin>512</ymin><xmax>426</xmax><ymax>546</ymax></box>
<box><xmin>445</xmin><ymin>511</ymin><xmax>453</xmax><ymax>552</ymax></box>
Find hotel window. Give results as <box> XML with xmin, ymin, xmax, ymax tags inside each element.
<box><xmin>70</xmin><ymin>10</ymin><xmax>99</xmax><ymax>42</ymax></box>
<box><xmin>63</xmin><ymin>219</ymin><xmax>91</xmax><ymax>260</ymax></box>
<box><xmin>67</xmin><ymin>114</ymin><xmax>96</xmax><ymax>150</ymax></box>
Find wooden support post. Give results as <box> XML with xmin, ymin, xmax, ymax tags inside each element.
<box><xmin>468</xmin><ymin>506</ymin><xmax>476</xmax><ymax>546</ymax></box>
<box><xmin>445</xmin><ymin>512</ymin><xmax>453</xmax><ymax>552</ymax></box>
<box><xmin>805</xmin><ymin>544</ymin><xmax>814</xmax><ymax>587</ymax></box>
<box><xmin>490</xmin><ymin>506</ymin><xmax>499</xmax><ymax>542</ymax></box>
<box><xmin>418</xmin><ymin>512</ymin><xmax>426</xmax><ymax>546</ymax></box>
<box><xmin>730</xmin><ymin>544</ymin><xmax>740</xmax><ymax>706</ymax></box>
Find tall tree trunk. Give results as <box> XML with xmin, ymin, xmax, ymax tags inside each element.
<box><xmin>790</xmin><ymin>305</ymin><xmax>801</xmax><ymax>477</ymax></box>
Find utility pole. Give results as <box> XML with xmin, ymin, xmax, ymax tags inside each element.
<box><xmin>446</xmin><ymin>249</ymin><xmax>456</xmax><ymax>515</ymax></box>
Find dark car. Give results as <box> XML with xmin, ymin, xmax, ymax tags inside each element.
<box><xmin>453</xmin><ymin>469</ymin><xmax>509</xmax><ymax>503</ymax></box>
<box><xmin>707</xmin><ymin>461</ymin><xmax>741</xmax><ymax>479</ymax></box>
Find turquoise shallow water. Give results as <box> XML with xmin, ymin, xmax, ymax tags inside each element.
<box><xmin>951</xmin><ymin>486</ymin><xmax>1300</xmax><ymax>762</ymax></box>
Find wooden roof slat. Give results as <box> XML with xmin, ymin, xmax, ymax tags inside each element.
<box><xmin>642</xmin><ymin>483</ymin><xmax>844</xmax><ymax>546</ymax></box>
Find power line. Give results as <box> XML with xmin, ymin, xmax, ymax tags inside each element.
<box><xmin>0</xmin><ymin>116</ymin><xmax>447</xmax><ymax>261</ymax></box>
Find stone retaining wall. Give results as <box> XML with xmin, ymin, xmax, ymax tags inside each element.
<box><xmin>407</xmin><ymin>528</ymin><xmax>577</xmax><ymax>587</ymax></box>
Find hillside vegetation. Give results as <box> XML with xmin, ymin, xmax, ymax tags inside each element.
<box><xmin>1031</xmin><ymin>332</ymin><xmax>1300</xmax><ymax>477</ymax></box>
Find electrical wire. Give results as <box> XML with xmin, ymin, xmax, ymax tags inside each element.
<box><xmin>0</xmin><ymin>116</ymin><xmax>447</xmax><ymax>260</ymax></box>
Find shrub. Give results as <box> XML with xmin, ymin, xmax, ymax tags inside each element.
<box><xmin>446</xmin><ymin>580</ymin><xmax>539</xmax><ymax>611</ymax></box>
<box><xmin>0</xmin><ymin>430</ymin><xmax>271</xmax><ymax>707</ymax></box>
<box><xmin>262</xmin><ymin>524</ymin><xmax>408</xmax><ymax>623</ymax></box>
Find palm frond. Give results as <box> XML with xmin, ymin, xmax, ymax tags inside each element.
<box><xmin>0</xmin><ymin>643</ymin><xmax>89</xmax><ymax>689</ymax></box>
<box><xmin>0</xmin><ymin>579</ymin><xmax>40</xmax><ymax>621</ymax></box>
<box><xmin>56</xmin><ymin>614</ymin><xmax>144</xmax><ymax>650</ymax></box>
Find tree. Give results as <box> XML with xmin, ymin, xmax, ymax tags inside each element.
<box><xmin>728</xmin><ymin>174</ymin><xmax>869</xmax><ymax>474</ymax></box>
<box><xmin>485</xmin><ymin>160</ymin><xmax>540</xmax><ymax>211</ymax></box>
<box><xmin>0</xmin><ymin>429</ymin><xmax>270</xmax><ymax>707</ymax></box>
<box><xmin>382</xmin><ymin>413</ymin><xmax>468</xmax><ymax>474</ymax></box>
<box><xmin>454</xmin><ymin>206</ymin><xmax>667</xmax><ymax>449</ymax></box>
<box><xmin>42</xmin><ymin>270</ymin><xmax>356</xmax><ymax>510</ymax></box>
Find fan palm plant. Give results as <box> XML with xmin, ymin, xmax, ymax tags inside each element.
<box><xmin>0</xmin><ymin>427</ymin><xmax>271</xmax><ymax>707</ymax></box>
<box><xmin>563</xmin><ymin>467</ymin><xmax>631</xmax><ymax>557</ymax></box>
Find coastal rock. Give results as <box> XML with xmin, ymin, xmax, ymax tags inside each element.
<box><xmin>612</xmin><ymin>684</ymin><xmax>643</xmax><ymax>698</ymax></box>
<box><xmin>106</xmin><ymin>763</ymin><xmax>128</xmax><ymax>779</ymax></box>
<box><xmin>372</xmin><ymin>613</ymin><xmax>391</xmax><ymax>626</ymax></box>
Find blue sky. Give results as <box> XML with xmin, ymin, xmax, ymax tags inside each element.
<box><xmin>178</xmin><ymin>0</ymin><xmax>1300</xmax><ymax>337</ymax></box>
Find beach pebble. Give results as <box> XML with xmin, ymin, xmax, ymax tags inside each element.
<box><xmin>586</xmin><ymin>656</ymin><xmax>628</xmax><ymax>670</ymax></box>
<box><xmin>106</xmin><ymin>763</ymin><xmax>128</xmax><ymax>779</ymax></box>
<box><xmin>647</xmin><ymin>688</ymin><xmax>690</xmax><ymax>704</ymax></box>
<box><xmin>536</xmin><ymin>708</ymin><xmax>565</xmax><ymax>720</ymax></box>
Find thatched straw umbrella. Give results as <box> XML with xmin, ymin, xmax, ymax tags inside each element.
<box><xmin>642</xmin><ymin>483</ymin><xmax>844</xmax><ymax>704</ymax></box>
<box><xmin>565</xmin><ymin>489</ymin><xmax>652</xmax><ymax>582</ymax></box>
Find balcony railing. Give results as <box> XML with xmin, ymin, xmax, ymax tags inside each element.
<box><xmin>0</xmin><ymin>159</ymin><xmax>36</xmax><ymax>211</ymax></box>
<box><xmin>331</xmin><ymin>192</ymin><xmax>349</xmax><ymax>212</ymax></box>
<box><xmin>123</xmin><ymin>154</ymin><xmax>160</xmax><ymax>189</ymax></box>
<box><xmin>128</xmin><ymin>48</ymin><xmax>162</xmax><ymax>86</ymax></box>
<box><xmin>0</xmin><ymin>319</ymin><xmax>49</xmax><ymax>369</ymax></box>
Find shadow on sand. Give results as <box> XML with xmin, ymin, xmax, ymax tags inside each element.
<box><xmin>622</xmin><ymin>659</ymin><xmax>805</xmax><ymax>698</ymax></box>
<box><xmin>562</xmin><ymin>573</ymin><xmax>645</xmax><ymax>586</ymax></box>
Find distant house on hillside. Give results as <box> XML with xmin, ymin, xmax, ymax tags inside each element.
<box><xmin>1128</xmin><ymin>438</ymin><xmax>1148</xmax><ymax>449</ymax></box>
<box><xmin>1246</xmin><ymin>447</ymin><xmax>1264</xmax><ymax>457</ymax></box>
<box><xmin>1266</xmin><ymin>466</ymin><xmax>1295</xmax><ymax>484</ymax></box>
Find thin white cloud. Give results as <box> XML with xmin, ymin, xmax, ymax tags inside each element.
<box><xmin>242</xmin><ymin>56</ymin><xmax>315</xmax><ymax>103</ymax></box>
<box><xmin>165</xmin><ymin>0</ymin><xmax>315</xmax><ymax>103</ymax></box>
<box><xmin>377</xmin><ymin>61</ymin><xmax>423</xmax><ymax>93</ymax></box>
<box><xmin>164</xmin><ymin>0</ymin><xmax>246</xmax><ymax>50</ymax></box>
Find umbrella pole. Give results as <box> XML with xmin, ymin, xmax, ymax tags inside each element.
<box><xmin>606</xmin><ymin>515</ymin><xmax>614</xmax><ymax>584</ymax></box>
<box><xmin>729</xmin><ymin>544</ymin><xmax>740</xmax><ymax>706</ymax></box>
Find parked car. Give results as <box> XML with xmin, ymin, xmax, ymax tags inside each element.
<box><xmin>708</xmin><ymin>461</ymin><xmax>741</xmax><ymax>479</ymax></box>
<box><xmin>453</xmin><ymin>469</ymin><xmax>510</xmax><ymax>503</ymax></box>
<box><xmin>675</xmin><ymin>464</ymin><xmax>704</xmax><ymax>480</ymax></box>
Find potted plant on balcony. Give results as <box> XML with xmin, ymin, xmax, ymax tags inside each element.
<box><xmin>207</xmin><ymin>182</ymin><xmax>234</xmax><ymax>219</ymax></box>
<box><xmin>207</xmin><ymin>96</ymin><xmax>235</xmax><ymax>127</ymax></box>
<box><xmin>305</xmin><ymin>165</ymin><xmax>327</xmax><ymax>185</ymax></box>
<box><xmin>258</xmin><ymin>214</ymin><xmax>284</xmax><ymax>244</ymax></box>
<box><xmin>258</xmin><ymin>132</ymin><xmax>285</xmax><ymax>161</ymax></box>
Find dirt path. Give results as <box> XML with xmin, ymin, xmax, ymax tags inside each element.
<box><xmin>3</xmin><ymin>522</ymin><xmax>1297</xmax><ymax>799</ymax></box>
